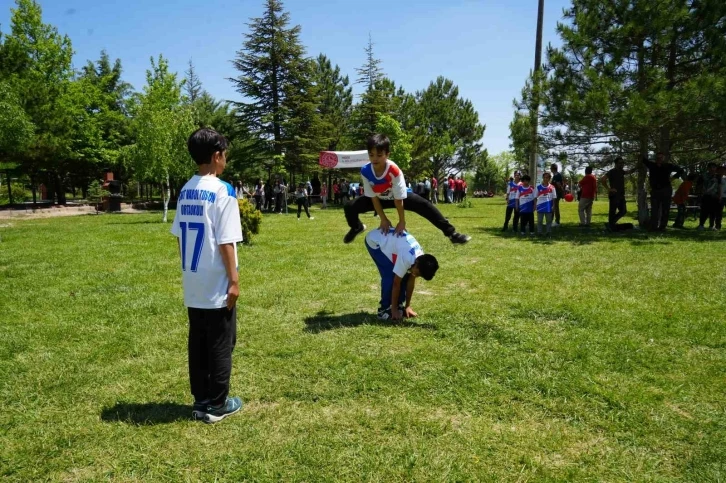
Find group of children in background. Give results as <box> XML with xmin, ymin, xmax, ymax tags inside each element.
<box><xmin>503</xmin><ymin>171</ymin><xmax>558</xmax><ymax>236</ymax></box>
<box><xmin>503</xmin><ymin>162</ymin><xmax>725</xmax><ymax>234</ymax></box>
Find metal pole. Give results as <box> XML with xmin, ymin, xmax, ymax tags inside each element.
<box><xmin>529</xmin><ymin>0</ymin><xmax>545</xmax><ymax>180</ymax></box>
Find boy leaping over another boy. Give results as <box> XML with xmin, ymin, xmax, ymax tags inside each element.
<box><xmin>365</xmin><ymin>227</ymin><xmax>439</xmax><ymax>320</ymax></box>
<box><xmin>343</xmin><ymin>134</ymin><xmax>471</xmax><ymax>245</ymax></box>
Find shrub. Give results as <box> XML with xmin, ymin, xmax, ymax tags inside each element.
<box><xmin>238</xmin><ymin>198</ymin><xmax>262</xmax><ymax>244</ymax></box>
<box><xmin>0</xmin><ymin>180</ymin><xmax>31</xmax><ymax>205</ymax></box>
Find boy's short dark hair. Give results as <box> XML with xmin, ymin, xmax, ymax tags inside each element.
<box><xmin>585</xmin><ymin>166</ymin><xmax>593</xmax><ymax>174</ymax></box>
<box><xmin>614</xmin><ymin>156</ymin><xmax>624</xmax><ymax>165</ymax></box>
<box><xmin>521</xmin><ymin>174</ymin><xmax>531</xmax><ymax>182</ymax></box>
<box><xmin>366</xmin><ymin>134</ymin><xmax>390</xmax><ymax>154</ymax></box>
<box><xmin>187</xmin><ymin>128</ymin><xmax>228</xmax><ymax>165</ymax></box>
<box><xmin>550</xmin><ymin>163</ymin><xmax>558</xmax><ymax>171</ymax></box>
<box><xmin>415</xmin><ymin>254</ymin><xmax>439</xmax><ymax>281</ymax></box>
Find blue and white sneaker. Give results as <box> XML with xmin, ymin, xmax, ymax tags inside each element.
<box><xmin>192</xmin><ymin>399</ymin><xmax>210</xmax><ymax>421</ymax></box>
<box><xmin>204</xmin><ymin>396</ymin><xmax>243</xmax><ymax>424</ymax></box>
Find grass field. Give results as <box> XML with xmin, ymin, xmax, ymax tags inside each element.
<box><xmin>1</xmin><ymin>198</ymin><xmax>725</xmax><ymax>482</ymax></box>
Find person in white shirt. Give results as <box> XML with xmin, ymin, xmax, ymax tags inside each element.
<box><xmin>171</xmin><ymin>128</ymin><xmax>243</xmax><ymax>424</ymax></box>
<box><xmin>365</xmin><ymin>228</ymin><xmax>439</xmax><ymax>321</ymax></box>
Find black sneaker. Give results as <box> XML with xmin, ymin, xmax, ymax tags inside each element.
<box><xmin>192</xmin><ymin>399</ymin><xmax>210</xmax><ymax>421</ymax></box>
<box><xmin>377</xmin><ymin>307</ymin><xmax>392</xmax><ymax>320</ymax></box>
<box><xmin>204</xmin><ymin>396</ymin><xmax>243</xmax><ymax>424</ymax></box>
<box><xmin>449</xmin><ymin>232</ymin><xmax>471</xmax><ymax>244</ymax></box>
<box><xmin>343</xmin><ymin>224</ymin><xmax>366</xmax><ymax>244</ymax></box>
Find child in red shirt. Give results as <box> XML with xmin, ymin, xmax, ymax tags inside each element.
<box><xmin>672</xmin><ymin>173</ymin><xmax>696</xmax><ymax>228</ymax></box>
<box><xmin>577</xmin><ymin>166</ymin><xmax>598</xmax><ymax>226</ymax></box>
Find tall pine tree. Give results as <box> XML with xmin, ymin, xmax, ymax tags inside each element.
<box><xmin>184</xmin><ymin>59</ymin><xmax>203</xmax><ymax>103</ymax></box>
<box><xmin>314</xmin><ymin>54</ymin><xmax>352</xmax><ymax>151</ymax></box>
<box><xmin>229</xmin><ymin>0</ymin><xmax>311</xmax><ymax>157</ymax></box>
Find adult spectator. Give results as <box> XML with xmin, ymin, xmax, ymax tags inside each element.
<box><xmin>273</xmin><ymin>177</ymin><xmax>287</xmax><ymax>214</ymax></box>
<box><xmin>697</xmin><ymin>162</ymin><xmax>721</xmax><ymax>231</ymax></box>
<box><xmin>431</xmin><ymin>176</ymin><xmax>438</xmax><ymax>204</ymax></box>
<box><xmin>600</xmin><ymin>157</ymin><xmax>634</xmax><ymax>231</ymax></box>
<box><xmin>642</xmin><ymin>152</ymin><xmax>684</xmax><ymax>231</ymax></box>
<box><xmin>550</xmin><ymin>163</ymin><xmax>564</xmax><ymax>225</ymax></box>
<box><xmin>454</xmin><ymin>176</ymin><xmax>464</xmax><ymax>203</ymax></box>
<box><xmin>333</xmin><ymin>179</ymin><xmax>341</xmax><ymax>205</ymax></box>
<box><xmin>577</xmin><ymin>166</ymin><xmax>597</xmax><ymax>227</ymax></box>
<box><xmin>442</xmin><ymin>178</ymin><xmax>450</xmax><ymax>203</ymax></box>
<box><xmin>253</xmin><ymin>179</ymin><xmax>265</xmax><ymax>211</ymax></box>
<box><xmin>424</xmin><ymin>178</ymin><xmax>432</xmax><ymax>201</ymax></box>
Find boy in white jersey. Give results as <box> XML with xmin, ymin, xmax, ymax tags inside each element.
<box><xmin>171</xmin><ymin>128</ymin><xmax>243</xmax><ymax>424</ymax></box>
<box><xmin>343</xmin><ymin>134</ymin><xmax>471</xmax><ymax>245</ymax></box>
<box><xmin>364</xmin><ymin>228</ymin><xmax>439</xmax><ymax>321</ymax></box>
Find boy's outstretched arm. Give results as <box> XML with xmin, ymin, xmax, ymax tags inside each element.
<box><xmin>393</xmin><ymin>198</ymin><xmax>406</xmax><ymax>236</ymax></box>
<box><xmin>391</xmin><ymin>274</ymin><xmax>403</xmax><ymax>320</ymax></box>
<box><xmin>403</xmin><ymin>275</ymin><xmax>417</xmax><ymax>318</ymax></box>
<box><xmin>371</xmin><ymin>197</ymin><xmax>391</xmax><ymax>233</ymax></box>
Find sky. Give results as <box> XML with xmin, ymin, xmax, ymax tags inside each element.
<box><xmin>0</xmin><ymin>0</ymin><xmax>571</xmax><ymax>156</ymax></box>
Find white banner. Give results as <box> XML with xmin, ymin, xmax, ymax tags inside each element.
<box><xmin>319</xmin><ymin>151</ymin><xmax>369</xmax><ymax>169</ymax></box>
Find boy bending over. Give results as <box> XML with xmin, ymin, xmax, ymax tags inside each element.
<box><xmin>365</xmin><ymin>228</ymin><xmax>439</xmax><ymax>320</ymax></box>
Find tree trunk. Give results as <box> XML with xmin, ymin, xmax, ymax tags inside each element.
<box><xmin>659</xmin><ymin>33</ymin><xmax>678</xmax><ymax>157</ymax></box>
<box><xmin>56</xmin><ymin>171</ymin><xmax>67</xmax><ymax>205</ymax></box>
<box><xmin>31</xmin><ymin>174</ymin><xmax>37</xmax><ymax>205</ymax></box>
<box><xmin>162</xmin><ymin>172</ymin><xmax>170</xmax><ymax>223</ymax></box>
<box><xmin>5</xmin><ymin>172</ymin><xmax>13</xmax><ymax>206</ymax></box>
<box><xmin>636</xmin><ymin>40</ymin><xmax>650</xmax><ymax>227</ymax></box>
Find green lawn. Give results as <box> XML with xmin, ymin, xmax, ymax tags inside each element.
<box><xmin>1</xmin><ymin>198</ymin><xmax>724</xmax><ymax>482</ymax></box>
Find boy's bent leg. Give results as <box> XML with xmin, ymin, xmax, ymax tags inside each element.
<box><xmin>344</xmin><ymin>196</ymin><xmax>375</xmax><ymax>229</ymax></box>
<box><xmin>207</xmin><ymin>306</ymin><xmax>237</xmax><ymax>408</ymax></box>
<box><xmin>403</xmin><ymin>192</ymin><xmax>460</xmax><ymax>238</ymax></box>
<box><xmin>188</xmin><ymin>308</ymin><xmax>210</xmax><ymax>404</ymax></box>
<box><xmin>365</xmin><ymin>233</ymin><xmax>394</xmax><ymax>309</ymax></box>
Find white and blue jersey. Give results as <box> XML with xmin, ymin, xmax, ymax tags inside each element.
<box><xmin>507</xmin><ymin>180</ymin><xmax>521</xmax><ymax>208</ymax></box>
<box><xmin>361</xmin><ymin>160</ymin><xmax>410</xmax><ymax>201</ymax></box>
<box><xmin>536</xmin><ymin>183</ymin><xmax>557</xmax><ymax>213</ymax></box>
<box><xmin>171</xmin><ymin>175</ymin><xmax>243</xmax><ymax>309</ymax></box>
<box><xmin>365</xmin><ymin>228</ymin><xmax>423</xmax><ymax>278</ymax></box>
<box><xmin>516</xmin><ymin>185</ymin><xmax>536</xmax><ymax>214</ymax></box>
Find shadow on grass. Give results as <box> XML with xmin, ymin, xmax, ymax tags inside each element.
<box><xmin>476</xmin><ymin>221</ymin><xmax>725</xmax><ymax>245</ymax></box>
<box><xmin>105</xmin><ymin>214</ymin><xmax>165</xmax><ymax>224</ymax></box>
<box><xmin>101</xmin><ymin>401</ymin><xmax>190</xmax><ymax>425</ymax></box>
<box><xmin>303</xmin><ymin>310</ymin><xmax>436</xmax><ymax>334</ymax></box>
